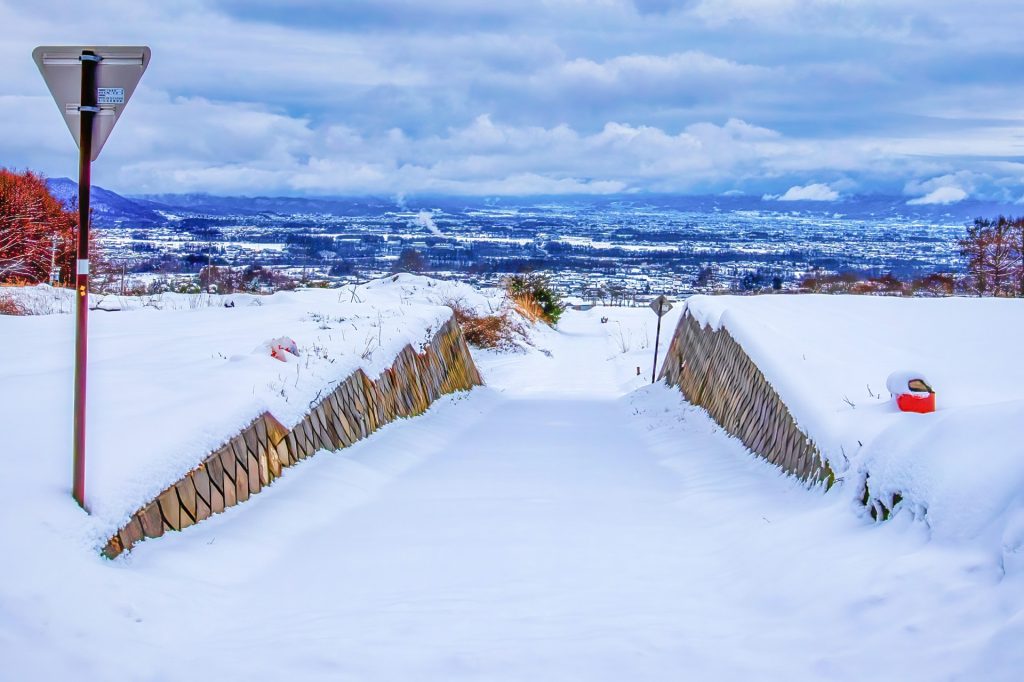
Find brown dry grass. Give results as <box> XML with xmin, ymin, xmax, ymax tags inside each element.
<box><xmin>0</xmin><ymin>293</ymin><xmax>28</xmax><ymax>316</ymax></box>
<box><xmin>447</xmin><ymin>299</ymin><xmax>525</xmax><ymax>350</ymax></box>
<box><xmin>510</xmin><ymin>293</ymin><xmax>546</xmax><ymax>324</ymax></box>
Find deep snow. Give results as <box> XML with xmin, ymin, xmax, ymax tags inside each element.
<box><xmin>0</xmin><ymin>289</ymin><xmax>1022</xmax><ymax>680</ymax></box>
<box><xmin>683</xmin><ymin>295</ymin><xmax>1024</xmax><ymax>561</ymax></box>
<box><xmin>0</xmin><ymin>276</ymin><xmax>501</xmax><ymax>542</ymax></box>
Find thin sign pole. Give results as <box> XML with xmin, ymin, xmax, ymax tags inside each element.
<box><xmin>647</xmin><ymin>309</ymin><xmax>663</xmax><ymax>378</ymax></box>
<box><xmin>72</xmin><ymin>50</ymin><xmax>99</xmax><ymax>510</ymax></box>
<box><xmin>652</xmin><ymin>306</ymin><xmax>663</xmax><ymax>384</ymax></box>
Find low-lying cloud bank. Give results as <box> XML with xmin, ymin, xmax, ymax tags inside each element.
<box><xmin>765</xmin><ymin>183</ymin><xmax>841</xmax><ymax>202</ymax></box>
<box><xmin>908</xmin><ymin>187</ymin><xmax>969</xmax><ymax>205</ymax></box>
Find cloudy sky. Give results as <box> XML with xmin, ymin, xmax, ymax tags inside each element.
<box><xmin>2</xmin><ymin>0</ymin><xmax>1023</xmax><ymax>201</ymax></box>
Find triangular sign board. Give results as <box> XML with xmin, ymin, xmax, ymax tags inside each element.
<box><xmin>649</xmin><ymin>294</ymin><xmax>673</xmax><ymax>317</ymax></box>
<box><xmin>33</xmin><ymin>46</ymin><xmax>150</xmax><ymax>161</ymax></box>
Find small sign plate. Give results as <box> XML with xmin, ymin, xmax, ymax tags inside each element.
<box><xmin>97</xmin><ymin>87</ymin><xmax>125</xmax><ymax>104</ymax></box>
<box><xmin>649</xmin><ymin>294</ymin><xmax>673</xmax><ymax>317</ymax></box>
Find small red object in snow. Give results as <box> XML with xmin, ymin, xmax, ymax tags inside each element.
<box><xmin>896</xmin><ymin>392</ymin><xmax>935</xmax><ymax>413</ymax></box>
<box><xmin>267</xmin><ymin>337</ymin><xmax>299</xmax><ymax>362</ymax></box>
<box><xmin>886</xmin><ymin>371</ymin><xmax>936</xmax><ymax>414</ymax></box>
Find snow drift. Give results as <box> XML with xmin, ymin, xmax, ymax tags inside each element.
<box><xmin>681</xmin><ymin>294</ymin><xmax>1024</xmax><ymax>560</ymax></box>
<box><xmin>0</xmin><ymin>275</ymin><xmax>492</xmax><ymax>546</ymax></box>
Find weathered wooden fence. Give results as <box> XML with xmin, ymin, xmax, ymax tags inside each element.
<box><xmin>659</xmin><ymin>310</ymin><xmax>834</xmax><ymax>486</ymax></box>
<box><xmin>102</xmin><ymin>315</ymin><xmax>482</xmax><ymax>558</ymax></box>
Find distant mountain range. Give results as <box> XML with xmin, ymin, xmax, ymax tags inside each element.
<box><xmin>46</xmin><ymin>177</ymin><xmax>1023</xmax><ymax>228</ymax></box>
<box><xmin>47</xmin><ymin>178</ymin><xmax>409</xmax><ymax>226</ymax></box>
<box><xmin>132</xmin><ymin>192</ymin><xmax>402</xmax><ymax>217</ymax></box>
<box><xmin>46</xmin><ymin>178</ymin><xmax>167</xmax><ymax>227</ymax></box>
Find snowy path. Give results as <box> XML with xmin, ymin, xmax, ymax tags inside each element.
<box><xmin>4</xmin><ymin>309</ymin><xmax>1022</xmax><ymax>681</ymax></box>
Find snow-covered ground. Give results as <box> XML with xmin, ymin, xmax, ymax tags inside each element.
<box><xmin>0</xmin><ymin>275</ymin><xmax>500</xmax><ymax>544</ymax></box>
<box><xmin>684</xmin><ymin>295</ymin><xmax>1024</xmax><ymax>564</ymax></box>
<box><xmin>1</xmin><ymin>287</ymin><xmax>1022</xmax><ymax>680</ymax></box>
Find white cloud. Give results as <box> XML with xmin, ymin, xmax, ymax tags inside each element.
<box><xmin>99</xmin><ymin>112</ymin><xmax>682</xmax><ymax>193</ymax></box>
<box><xmin>4</xmin><ymin>0</ymin><xmax>1024</xmax><ymax>197</ymax></box>
<box><xmin>907</xmin><ymin>186</ymin><xmax>967</xmax><ymax>205</ymax></box>
<box><xmin>765</xmin><ymin>183</ymin><xmax>840</xmax><ymax>201</ymax></box>
<box><xmin>903</xmin><ymin>172</ymin><xmax>975</xmax><ymax>204</ymax></box>
<box><xmin>5</xmin><ymin>83</ymin><xmax>1011</xmax><ymax>198</ymax></box>
<box><xmin>553</xmin><ymin>51</ymin><xmax>770</xmax><ymax>91</ymax></box>
<box><xmin>31</xmin><ymin>103</ymin><xmax>1010</xmax><ymax>197</ymax></box>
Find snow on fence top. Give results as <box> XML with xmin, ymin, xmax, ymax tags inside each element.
<box><xmin>684</xmin><ymin>294</ymin><xmax>1024</xmax><ymax>545</ymax></box>
<box><xmin>0</xmin><ymin>275</ymin><xmax>488</xmax><ymax>541</ymax></box>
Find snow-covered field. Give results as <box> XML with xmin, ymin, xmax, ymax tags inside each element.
<box><xmin>0</xmin><ymin>276</ymin><xmax>500</xmax><ymax>543</ymax></box>
<box><xmin>0</xmin><ymin>283</ymin><xmax>1022</xmax><ymax>680</ymax></box>
<box><xmin>684</xmin><ymin>295</ymin><xmax>1024</xmax><ymax>565</ymax></box>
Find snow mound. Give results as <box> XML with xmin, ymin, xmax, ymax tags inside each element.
<box><xmin>349</xmin><ymin>273</ymin><xmax>540</xmax><ymax>353</ymax></box>
<box><xmin>0</xmin><ymin>283</ymin><xmax>269</xmax><ymax>315</ymax></box>
<box><xmin>343</xmin><ymin>273</ymin><xmax>505</xmax><ymax>317</ymax></box>
<box><xmin>684</xmin><ymin>294</ymin><xmax>1024</xmax><ymax>551</ymax></box>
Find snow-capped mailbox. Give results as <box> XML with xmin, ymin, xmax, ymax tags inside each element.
<box><xmin>266</xmin><ymin>336</ymin><xmax>299</xmax><ymax>362</ymax></box>
<box><xmin>886</xmin><ymin>371</ymin><xmax>935</xmax><ymax>414</ymax></box>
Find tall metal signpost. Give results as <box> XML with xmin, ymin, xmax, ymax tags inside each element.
<box><xmin>649</xmin><ymin>295</ymin><xmax>673</xmax><ymax>384</ymax></box>
<box><xmin>33</xmin><ymin>46</ymin><xmax>151</xmax><ymax>510</ymax></box>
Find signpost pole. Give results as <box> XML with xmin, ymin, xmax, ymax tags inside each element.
<box><xmin>34</xmin><ymin>44</ymin><xmax>149</xmax><ymax>511</ymax></box>
<box><xmin>72</xmin><ymin>50</ymin><xmax>99</xmax><ymax>510</ymax></box>
<box><xmin>652</xmin><ymin>313</ymin><xmax>662</xmax><ymax>384</ymax></box>
<box><xmin>648</xmin><ymin>295</ymin><xmax>673</xmax><ymax>385</ymax></box>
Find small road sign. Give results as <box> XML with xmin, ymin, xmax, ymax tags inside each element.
<box><xmin>649</xmin><ymin>294</ymin><xmax>673</xmax><ymax>317</ymax></box>
<box><xmin>33</xmin><ymin>45</ymin><xmax>150</xmax><ymax>511</ymax></box>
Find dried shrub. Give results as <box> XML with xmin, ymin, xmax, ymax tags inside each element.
<box><xmin>911</xmin><ymin>272</ymin><xmax>956</xmax><ymax>296</ymax></box>
<box><xmin>510</xmin><ymin>293</ymin><xmax>546</xmax><ymax>324</ymax></box>
<box><xmin>503</xmin><ymin>274</ymin><xmax>564</xmax><ymax>324</ymax></box>
<box><xmin>799</xmin><ymin>271</ymin><xmax>911</xmax><ymax>296</ymax></box>
<box><xmin>447</xmin><ymin>299</ymin><xmax>525</xmax><ymax>351</ymax></box>
<box><xmin>0</xmin><ymin>292</ymin><xmax>28</xmax><ymax>316</ymax></box>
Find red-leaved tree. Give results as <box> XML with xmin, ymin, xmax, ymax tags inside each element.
<box><xmin>0</xmin><ymin>169</ymin><xmax>76</xmax><ymax>284</ymax></box>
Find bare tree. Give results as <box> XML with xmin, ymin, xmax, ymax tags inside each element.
<box><xmin>960</xmin><ymin>217</ymin><xmax>1022</xmax><ymax>297</ymax></box>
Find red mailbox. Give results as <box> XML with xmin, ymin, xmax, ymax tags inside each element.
<box><xmin>886</xmin><ymin>371</ymin><xmax>935</xmax><ymax>414</ymax></box>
